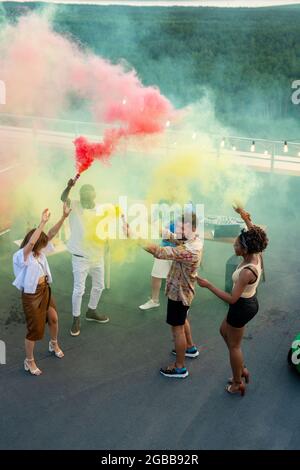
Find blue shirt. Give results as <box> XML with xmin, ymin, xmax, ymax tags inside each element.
<box><xmin>161</xmin><ymin>222</ymin><xmax>176</xmax><ymax>247</ymax></box>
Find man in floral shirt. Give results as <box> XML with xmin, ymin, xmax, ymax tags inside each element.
<box><xmin>143</xmin><ymin>213</ymin><xmax>203</xmax><ymax>378</ymax></box>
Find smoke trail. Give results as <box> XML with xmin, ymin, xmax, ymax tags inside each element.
<box><xmin>0</xmin><ymin>9</ymin><xmax>260</xmax><ymax>262</ymax></box>
<box><xmin>73</xmin><ymin>73</ymin><xmax>174</xmax><ymax>173</ymax></box>
<box><xmin>0</xmin><ymin>11</ymin><xmax>174</xmax><ymax>175</ymax></box>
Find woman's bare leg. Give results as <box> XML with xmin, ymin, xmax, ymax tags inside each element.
<box><xmin>226</xmin><ymin>323</ymin><xmax>245</xmax><ymax>389</ymax></box>
<box><xmin>25</xmin><ymin>338</ymin><xmax>41</xmax><ymax>372</ymax></box>
<box><xmin>48</xmin><ymin>306</ymin><xmax>64</xmax><ymax>356</ymax></box>
<box><xmin>151</xmin><ymin>276</ymin><xmax>162</xmax><ymax>303</ymax></box>
<box><xmin>220</xmin><ymin>318</ymin><xmax>229</xmax><ymax>346</ymax></box>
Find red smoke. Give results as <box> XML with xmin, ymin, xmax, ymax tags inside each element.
<box><xmin>0</xmin><ymin>13</ymin><xmax>175</xmax><ymax>174</ymax></box>
<box><xmin>74</xmin><ymin>86</ymin><xmax>174</xmax><ymax>173</ymax></box>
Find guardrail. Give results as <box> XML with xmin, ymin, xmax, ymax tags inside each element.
<box><xmin>0</xmin><ymin>112</ymin><xmax>300</xmax><ymax>175</ymax></box>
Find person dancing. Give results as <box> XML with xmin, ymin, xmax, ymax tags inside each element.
<box><xmin>197</xmin><ymin>207</ymin><xmax>268</xmax><ymax>396</ymax></box>
<box><xmin>139</xmin><ymin>220</ymin><xmax>176</xmax><ymax>311</ymax></box>
<box><xmin>125</xmin><ymin>212</ymin><xmax>203</xmax><ymax>379</ymax></box>
<box><xmin>61</xmin><ymin>180</ymin><xmax>109</xmax><ymax>337</ymax></box>
<box><xmin>139</xmin><ymin>202</ymin><xmax>195</xmax><ymax>311</ymax></box>
<box><xmin>13</xmin><ymin>204</ymin><xmax>71</xmax><ymax>376</ymax></box>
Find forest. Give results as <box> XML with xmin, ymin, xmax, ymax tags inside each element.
<box><xmin>1</xmin><ymin>2</ymin><xmax>300</xmax><ymax>138</ymax></box>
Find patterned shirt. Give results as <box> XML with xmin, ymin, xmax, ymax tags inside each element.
<box><xmin>145</xmin><ymin>235</ymin><xmax>203</xmax><ymax>306</ymax></box>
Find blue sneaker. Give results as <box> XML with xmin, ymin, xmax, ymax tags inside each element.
<box><xmin>172</xmin><ymin>346</ymin><xmax>199</xmax><ymax>358</ymax></box>
<box><xmin>160</xmin><ymin>366</ymin><xmax>189</xmax><ymax>379</ymax></box>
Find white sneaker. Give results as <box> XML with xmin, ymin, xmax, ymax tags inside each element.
<box><xmin>139</xmin><ymin>299</ymin><xmax>160</xmax><ymax>310</ymax></box>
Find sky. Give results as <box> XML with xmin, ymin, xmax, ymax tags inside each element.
<box><xmin>4</xmin><ymin>0</ymin><xmax>300</xmax><ymax>7</ymax></box>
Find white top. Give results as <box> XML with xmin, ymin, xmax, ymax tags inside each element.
<box><xmin>232</xmin><ymin>257</ymin><xmax>262</xmax><ymax>298</ymax></box>
<box><xmin>12</xmin><ymin>244</ymin><xmax>53</xmax><ymax>294</ymax></box>
<box><xmin>67</xmin><ymin>200</ymin><xmax>104</xmax><ymax>261</ymax></box>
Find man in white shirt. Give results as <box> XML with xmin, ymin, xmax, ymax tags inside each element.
<box><xmin>61</xmin><ymin>180</ymin><xmax>109</xmax><ymax>336</ymax></box>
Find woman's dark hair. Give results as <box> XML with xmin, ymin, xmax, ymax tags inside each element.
<box><xmin>238</xmin><ymin>226</ymin><xmax>268</xmax><ymax>254</ymax></box>
<box><xmin>20</xmin><ymin>229</ymin><xmax>49</xmax><ymax>255</ymax></box>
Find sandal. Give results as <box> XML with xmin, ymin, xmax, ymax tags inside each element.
<box><xmin>228</xmin><ymin>367</ymin><xmax>250</xmax><ymax>385</ymax></box>
<box><xmin>24</xmin><ymin>358</ymin><xmax>42</xmax><ymax>376</ymax></box>
<box><xmin>226</xmin><ymin>381</ymin><xmax>246</xmax><ymax>396</ymax></box>
<box><xmin>49</xmin><ymin>340</ymin><xmax>64</xmax><ymax>358</ymax></box>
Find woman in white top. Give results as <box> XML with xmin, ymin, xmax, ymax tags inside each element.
<box><xmin>197</xmin><ymin>208</ymin><xmax>268</xmax><ymax>396</ymax></box>
<box><xmin>13</xmin><ymin>204</ymin><xmax>71</xmax><ymax>376</ymax></box>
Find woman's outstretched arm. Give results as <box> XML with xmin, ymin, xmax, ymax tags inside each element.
<box><xmin>234</xmin><ymin>206</ymin><xmax>254</xmax><ymax>230</ymax></box>
<box><xmin>47</xmin><ymin>203</ymin><xmax>71</xmax><ymax>241</ymax></box>
<box><xmin>23</xmin><ymin>209</ymin><xmax>51</xmax><ymax>260</ymax></box>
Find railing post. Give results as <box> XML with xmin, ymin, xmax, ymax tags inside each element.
<box><xmin>271</xmin><ymin>142</ymin><xmax>275</xmax><ymax>172</ymax></box>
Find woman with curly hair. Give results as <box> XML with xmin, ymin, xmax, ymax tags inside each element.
<box><xmin>197</xmin><ymin>208</ymin><xmax>268</xmax><ymax>396</ymax></box>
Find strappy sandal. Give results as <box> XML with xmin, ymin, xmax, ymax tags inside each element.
<box><xmin>228</xmin><ymin>367</ymin><xmax>250</xmax><ymax>385</ymax></box>
<box><xmin>49</xmin><ymin>340</ymin><xmax>64</xmax><ymax>358</ymax></box>
<box><xmin>226</xmin><ymin>381</ymin><xmax>246</xmax><ymax>397</ymax></box>
<box><xmin>24</xmin><ymin>358</ymin><xmax>42</xmax><ymax>376</ymax></box>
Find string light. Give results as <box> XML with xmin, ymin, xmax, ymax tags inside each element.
<box><xmin>166</xmin><ymin>120</ymin><xmax>170</xmax><ymax>128</ymax></box>
<box><xmin>215</xmin><ymin>136</ymin><xmax>300</xmax><ymax>158</ymax></box>
<box><xmin>122</xmin><ymin>98</ymin><xmax>127</xmax><ymax>105</ymax></box>
<box><xmin>192</xmin><ymin>132</ymin><xmax>197</xmax><ymax>140</ymax></box>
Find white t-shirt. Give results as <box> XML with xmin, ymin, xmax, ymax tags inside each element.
<box><xmin>12</xmin><ymin>244</ymin><xmax>53</xmax><ymax>294</ymax></box>
<box><xmin>67</xmin><ymin>200</ymin><xmax>104</xmax><ymax>261</ymax></box>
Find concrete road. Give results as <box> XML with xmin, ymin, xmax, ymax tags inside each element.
<box><xmin>0</xmin><ymin>207</ymin><xmax>299</xmax><ymax>450</ymax></box>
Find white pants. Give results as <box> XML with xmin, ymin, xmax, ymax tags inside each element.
<box><xmin>72</xmin><ymin>255</ymin><xmax>105</xmax><ymax>317</ymax></box>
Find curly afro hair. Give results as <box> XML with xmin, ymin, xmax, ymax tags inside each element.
<box><xmin>238</xmin><ymin>226</ymin><xmax>268</xmax><ymax>254</ymax></box>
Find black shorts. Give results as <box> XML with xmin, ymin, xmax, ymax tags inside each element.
<box><xmin>227</xmin><ymin>295</ymin><xmax>259</xmax><ymax>328</ymax></box>
<box><xmin>167</xmin><ymin>299</ymin><xmax>189</xmax><ymax>326</ymax></box>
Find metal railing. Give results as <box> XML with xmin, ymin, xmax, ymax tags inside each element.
<box><xmin>0</xmin><ymin>112</ymin><xmax>300</xmax><ymax>174</ymax></box>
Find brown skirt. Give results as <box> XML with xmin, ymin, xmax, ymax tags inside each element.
<box><xmin>22</xmin><ymin>282</ymin><xmax>57</xmax><ymax>341</ymax></box>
